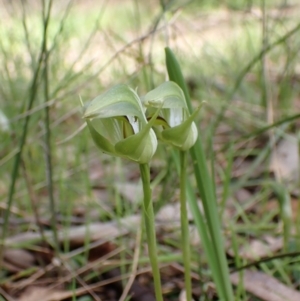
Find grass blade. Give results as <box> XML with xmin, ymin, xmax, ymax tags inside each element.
<box><xmin>165</xmin><ymin>46</ymin><xmax>234</xmax><ymax>300</ymax></box>
<box><xmin>0</xmin><ymin>0</ymin><xmax>54</xmax><ymax>266</ymax></box>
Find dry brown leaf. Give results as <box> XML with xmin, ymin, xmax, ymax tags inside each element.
<box><xmin>270</xmin><ymin>134</ymin><xmax>299</xmax><ymax>183</ymax></box>
<box><xmin>228</xmin><ymin>236</ymin><xmax>283</xmax><ymax>260</ymax></box>
<box><xmin>179</xmin><ymin>289</ymin><xmax>187</xmax><ymax>301</ymax></box>
<box><xmin>17</xmin><ymin>286</ymin><xmax>69</xmax><ymax>301</ymax></box>
<box><xmin>156</xmin><ymin>202</ymin><xmax>203</xmax><ymax>223</ymax></box>
<box><xmin>156</xmin><ymin>203</ymin><xmax>202</xmax><ymax>246</ymax></box>
<box><xmin>234</xmin><ymin>188</ymin><xmax>252</xmax><ymax>205</ymax></box>
<box><xmin>232</xmin><ymin>158</ymin><xmax>264</xmax><ymax>178</ymax></box>
<box><xmin>291</xmin><ymin>197</ymin><xmax>300</xmax><ymax>221</ymax></box>
<box><xmin>17</xmin><ymin>285</ymin><xmax>95</xmax><ymax>301</ymax></box>
<box><xmin>231</xmin><ymin>270</ymin><xmax>300</xmax><ymax>301</ymax></box>
<box><xmin>115</xmin><ymin>182</ymin><xmax>142</xmax><ymax>204</ymax></box>
<box><xmin>5</xmin><ymin>215</ymin><xmax>141</xmax><ymax>247</ymax></box>
<box><xmin>3</xmin><ymin>249</ymin><xmax>35</xmax><ymax>272</ymax></box>
<box><xmin>156</xmin><ymin>203</ymin><xmax>182</xmax><ymax>222</ymax></box>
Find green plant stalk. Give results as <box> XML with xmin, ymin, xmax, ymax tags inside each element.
<box><xmin>179</xmin><ymin>151</ymin><xmax>192</xmax><ymax>301</ymax></box>
<box><xmin>165</xmin><ymin>47</ymin><xmax>234</xmax><ymax>300</ymax></box>
<box><xmin>0</xmin><ymin>0</ymin><xmax>53</xmax><ymax>266</ymax></box>
<box><xmin>139</xmin><ymin>163</ymin><xmax>163</xmax><ymax>301</ymax></box>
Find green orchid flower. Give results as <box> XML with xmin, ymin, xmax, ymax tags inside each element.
<box><xmin>82</xmin><ymin>84</ymin><xmax>159</xmax><ymax>164</ymax></box>
<box><xmin>142</xmin><ymin>81</ymin><xmax>200</xmax><ymax>151</ymax></box>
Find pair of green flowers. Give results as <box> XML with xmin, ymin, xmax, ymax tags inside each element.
<box><xmin>82</xmin><ymin>81</ymin><xmax>200</xmax><ymax>162</ymax></box>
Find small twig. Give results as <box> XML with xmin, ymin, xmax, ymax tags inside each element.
<box><xmin>62</xmin><ymin>261</ymin><xmax>102</xmax><ymax>301</ymax></box>
<box><xmin>49</xmin><ymin>247</ymin><xmax>124</xmax><ymax>290</ymax></box>
<box><xmin>0</xmin><ymin>286</ymin><xmax>16</xmax><ymax>301</ymax></box>
<box><xmin>119</xmin><ymin>226</ymin><xmax>142</xmax><ymax>301</ymax></box>
<box><xmin>10</xmin><ymin>263</ymin><xmax>56</xmax><ymax>292</ymax></box>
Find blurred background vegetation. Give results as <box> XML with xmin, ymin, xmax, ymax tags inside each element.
<box><xmin>1</xmin><ymin>0</ymin><xmax>300</xmax><ymax>300</ymax></box>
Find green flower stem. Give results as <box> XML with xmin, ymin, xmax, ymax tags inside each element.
<box><xmin>139</xmin><ymin>163</ymin><xmax>164</xmax><ymax>301</ymax></box>
<box><xmin>179</xmin><ymin>151</ymin><xmax>192</xmax><ymax>301</ymax></box>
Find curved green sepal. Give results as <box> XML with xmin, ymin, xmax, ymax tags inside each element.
<box><xmin>161</xmin><ymin>107</ymin><xmax>200</xmax><ymax>150</ymax></box>
<box><xmin>115</xmin><ymin>107</ymin><xmax>161</xmax><ymax>163</ymax></box>
<box><xmin>115</xmin><ymin>128</ymin><xmax>157</xmax><ymax>163</ymax></box>
<box><xmin>85</xmin><ymin>119</ymin><xmax>116</xmax><ymax>155</ymax></box>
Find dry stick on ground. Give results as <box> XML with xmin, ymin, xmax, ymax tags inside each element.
<box><xmin>5</xmin><ymin>215</ymin><xmax>141</xmax><ymax>247</ymax></box>
<box><xmin>50</xmin><ymin>247</ymin><xmax>124</xmax><ymax>292</ymax></box>
<box><xmin>62</xmin><ymin>261</ymin><xmax>102</xmax><ymax>301</ymax></box>
<box><xmin>12</xmin><ymin>246</ymin><xmax>123</xmax><ymax>293</ymax></box>
<box><xmin>119</xmin><ymin>226</ymin><xmax>142</xmax><ymax>301</ymax></box>
<box><xmin>0</xmin><ymin>286</ymin><xmax>16</xmax><ymax>301</ymax></box>
<box><xmin>24</xmin><ymin>265</ymin><xmax>161</xmax><ymax>301</ymax></box>
<box><xmin>231</xmin><ymin>270</ymin><xmax>300</xmax><ymax>301</ymax></box>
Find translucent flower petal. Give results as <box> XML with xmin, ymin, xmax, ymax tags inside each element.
<box><xmin>83</xmin><ymin>84</ymin><xmax>145</xmax><ymax>120</ymax></box>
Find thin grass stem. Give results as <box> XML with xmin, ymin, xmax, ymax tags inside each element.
<box><xmin>211</xmin><ymin>21</ymin><xmax>300</xmax><ymax>136</ymax></box>
<box><xmin>0</xmin><ymin>0</ymin><xmax>53</xmax><ymax>266</ymax></box>
<box><xmin>41</xmin><ymin>0</ymin><xmax>60</xmax><ymax>255</ymax></box>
